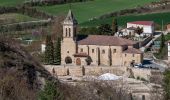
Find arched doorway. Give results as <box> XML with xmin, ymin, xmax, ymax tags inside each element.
<box><xmin>76</xmin><ymin>58</ymin><xmax>81</xmax><ymax>66</ymax></box>
<box><xmin>65</xmin><ymin>56</ymin><xmax>72</xmax><ymax>64</ymax></box>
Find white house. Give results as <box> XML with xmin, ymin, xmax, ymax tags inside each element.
<box><xmin>168</xmin><ymin>40</ymin><xmax>170</xmax><ymax>61</ymax></box>
<box><xmin>127</xmin><ymin>21</ymin><xmax>155</xmax><ymax>35</ymax></box>
<box><xmin>41</xmin><ymin>42</ymin><xmax>46</xmax><ymax>53</ymax></box>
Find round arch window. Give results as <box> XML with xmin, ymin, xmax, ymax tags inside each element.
<box><xmin>65</xmin><ymin>56</ymin><xmax>72</xmax><ymax>64</ymax></box>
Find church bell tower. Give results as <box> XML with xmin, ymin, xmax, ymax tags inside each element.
<box><xmin>61</xmin><ymin>10</ymin><xmax>78</xmax><ymax>65</ymax></box>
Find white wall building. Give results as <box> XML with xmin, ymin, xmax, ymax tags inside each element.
<box><xmin>127</xmin><ymin>21</ymin><xmax>155</xmax><ymax>35</ymax></box>
<box><xmin>168</xmin><ymin>40</ymin><xmax>170</xmax><ymax>61</ymax></box>
<box><xmin>41</xmin><ymin>43</ymin><xmax>46</xmax><ymax>53</ymax></box>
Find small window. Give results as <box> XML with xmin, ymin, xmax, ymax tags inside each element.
<box><xmin>102</xmin><ymin>50</ymin><xmax>105</xmax><ymax>54</ymax></box>
<box><xmin>124</xmin><ymin>61</ymin><xmax>127</xmax><ymax>66</ymax></box>
<box><xmin>125</xmin><ymin>54</ymin><xmax>127</xmax><ymax>57</ymax></box>
<box><xmin>67</xmin><ymin>51</ymin><xmax>69</xmax><ymax>53</ymax></box>
<box><xmin>92</xmin><ymin>49</ymin><xmax>94</xmax><ymax>53</ymax></box>
<box><xmin>132</xmin><ymin>54</ymin><xmax>135</xmax><ymax>57</ymax></box>
<box><xmin>142</xmin><ymin>95</ymin><xmax>145</xmax><ymax>100</ymax></box>
<box><xmin>113</xmin><ymin>49</ymin><xmax>116</xmax><ymax>53</ymax></box>
<box><xmin>69</xmin><ymin>28</ymin><xmax>71</xmax><ymax>34</ymax></box>
<box><xmin>81</xmin><ymin>48</ymin><xmax>83</xmax><ymax>52</ymax></box>
<box><xmin>66</xmin><ymin>28</ymin><xmax>68</xmax><ymax>37</ymax></box>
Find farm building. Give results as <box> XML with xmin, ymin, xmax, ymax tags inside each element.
<box><xmin>127</xmin><ymin>21</ymin><xmax>155</xmax><ymax>35</ymax></box>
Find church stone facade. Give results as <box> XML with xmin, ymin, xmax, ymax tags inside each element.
<box><xmin>61</xmin><ymin>10</ymin><xmax>143</xmax><ymax>66</ymax></box>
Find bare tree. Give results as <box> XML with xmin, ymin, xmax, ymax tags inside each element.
<box><xmin>51</xmin><ymin>15</ymin><xmax>65</xmax><ymax>39</ymax></box>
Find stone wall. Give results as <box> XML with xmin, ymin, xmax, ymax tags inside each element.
<box><xmin>132</xmin><ymin>68</ymin><xmax>151</xmax><ymax>80</ymax></box>
<box><xmin>44</xmin><ymin>65</ymin><xmax>126</xmax><ymax>77</ymax></box>
<box><xmin>44</xmin><ymin>65</ymin><xmax>161</xmax><ymax>81</ymax></box>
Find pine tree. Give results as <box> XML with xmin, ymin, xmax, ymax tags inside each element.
<box><xmin>45</xmin><ymin>35</ymin><xmax>54</xmax><ymax>64</ymax></box>
<box><xmin>112</xmin><ymin>18</ymin><xmax>118</xmax><ymax>34</ymax></box>
<box><xmin>54</xmin><ymin>38</ymin><xmax>61</xmax><ymax>65</ymax></box>
<box><xmin>38</xmin><ymin>81</ymin><xmax>64</xmax><ymax>100</ymax></box>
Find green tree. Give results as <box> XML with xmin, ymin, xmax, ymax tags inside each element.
<box><xmin>159</xmin><ymin>33</ymin><xmax>165</xmax><ymax>53</ymax></box>
<box><xmin>163</xmin><ymin>70</ymin><xmax>170</xmax><ymax>100</ymax></box>
<box><xmin>38</xmin><ymin>81</ymin><xmax>64</xmax><ymax>100</ymax></box>
<box><xmin>98</xmin><ymin>24</ymin><xmax>112</xmax><ymax>35</ymax></box>
<box><xmin>79</xmin><ymin>27</ymin><xmax>99</xmax><ymax>35</ymax></box>
<box><xmin>112</xmin><ymin>18</ymin><xmax>118</xmax><ymax>34</ymax></box>
<box><xmin>54</xmin><ymin>38</ymin><xmax>61</xmax><ymax>65</ymax></box>
<box><xmin>45</xmin><ymin>35</ymin><xmax>54</xmax><ymax>64</ymax></box>
<box><xmin>135</xmin><ymin>26</ymin><xmax>143</xmax><ymax>35</ymax></box>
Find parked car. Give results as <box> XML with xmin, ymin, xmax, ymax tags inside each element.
<box><xmin>134</xmin><ymin>63</ymin><xmax>143</xmax><ymax>68</ymax></box>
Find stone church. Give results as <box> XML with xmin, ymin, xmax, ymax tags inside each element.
<box><xmin>61</xmin><ymin>10</ymin><xmax>143</xmax><ymax>66</ymax></box>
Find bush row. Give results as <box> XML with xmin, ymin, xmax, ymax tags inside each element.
<box><xmin>0</xmin><ymin>20</ymin><xmax>51</xmax><ymax>33</ymax></box>
<box><xmin>24</xmin><ymin>0</ymin><xmax>93</xmax><ymax>7</ymax></box>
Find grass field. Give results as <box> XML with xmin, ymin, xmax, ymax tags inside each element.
<box><xmin>0</xmin><ymin>13</ymin><xmax>38</xmax><ymax>25</ymax></box>
<box><xmin>80</xmin><ymin>11</ymin><xmax>170</xmax><ymax>27</ymax></box>
<box><xmin>37</xmin><ymin>0</ymin><xmax>159</xmax><ymax>23</ymax></box>
<box><xmin>0</xmin><ymin>0</ymin><xmax>25</xmax><ymax>7</ymax></box>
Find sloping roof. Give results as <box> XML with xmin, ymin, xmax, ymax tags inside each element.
<box><xmin>127</xmin><ymin>27</ymin><xmax>136</xmax><ymax>30</ymax></box>
<box><xmin>74</xmin><ymin>53</ymin><xmax>88</xmax><ymax>57</ymax></box>
<box><xmin>63</xmin><ymin>10</ymin><xmax>78</xmax><ymax>24</ymax></box>
<box><xmin>77</xmin><ymin>35</ymin><xmax>136</xmax><ymax>46</ymax></box>
<box><xmin>128</xmin><ymin>21</ymin><xmax>154</xmax><ymax>26</ymax></box>
<box><xmin>123</xmin><ymin>48</ymin><xmax>142</xmax><ymax>54</ymax></box>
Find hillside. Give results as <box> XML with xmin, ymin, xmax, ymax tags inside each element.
<box><xmin>0</xmin><ymin>0</ymin><xmax>24</xmax><ymax>6</ymax></box>
<box><xmin>36</xmin><ymin>0</ymin><xmax>159</xmax><ymax>23</ymax></box>
<box><xmin>0</xmin><ymin>36</ymin><xmax>53</xmax><ymax>100</ymax></box>
<box><xmin>80</xmin><ymin>11</ymin><xmax>170</xmax><ymax>27</ymax></box>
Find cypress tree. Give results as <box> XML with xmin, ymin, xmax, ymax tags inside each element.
<box><xmin>159</xmin><ymin>33</ymin><xmax>165</xmax><ymax>53</ymax></box>
<box><xmin>45</xmin><ymin>35</ymin><xmax>54</xmax><ymax>64</ymax></box>
<box><xmin>54</xmin><ymin>38</ymin><xmax>61</xmax><ymax>65</ymax></box>
<box><xmin>112</xmin><ymin>18</ymin><xmax>118</xmax><ymax>34</ymax></box>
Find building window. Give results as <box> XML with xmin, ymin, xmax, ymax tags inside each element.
<box><xmin>67</xmin><ymin>51</ymin><xmax>69</xmax><ymax>53</ymax></box>
<box><xmin>102</xmin><ymin>50</ymin><xmax>105</xmax><ymax>54</ymax></box>
<box><xmin>69</xmin><ymin>28</ymin><xmax>71</xmax><ymax>37</ymax></box>
<box><xmin>92</xmin><ymin>49</ymin><xmax>94</xmax><ymax>53</ymax></box>
<box><xmin>125</xmin><ymin>54</ymin><xmax>127</xmax><ymax>57</ymax></box>
<box><xmin>66</xmin><ymin>28</ymin><xmax>68</xmax><ymax>37</ymax></box>
<box><xmin>113</xmin><ymin>49</ymin><xmax>116</xmax><ymax>53</ymax></box>
<box><xmin>142</xmin><ymin>95</ymin><xmax>145</xmax><ymax>100</ymax></box>
<box><xmin>124</xmin><ymin>61</ymin><xmax>127</xmax><ymax>66</ymax></box>
<box><xmin>132</xmin><ymin>54</ymin><xmax>135</xmax><ymax>57</ymax></box>
<box><xmin>81</xmin><ymin>48</ymin><xmax>83</xmax><ymax>52</ymax></box>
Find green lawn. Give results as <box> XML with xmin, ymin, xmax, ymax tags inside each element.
<box><xmin>0</xmin><ymin>0</ymin><xmax>25</xmax><ymax>7</ymax></box>
<box><xmin>81</xmin><ymin>11</ymin><xmax>170</xmax><ymax>27</ymax></box>
<box><xmin>37</xmin><ymin>0</ymin><xmax>159</xmax><ymax>23</ymax></box>
<box><xmin>0</xmin><ymin>13</ymin><xmax>38</xmax><ymax>25</ymax></box>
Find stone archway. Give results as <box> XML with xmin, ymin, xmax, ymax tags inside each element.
<box><xmin>65</xmin><ymin>56</ymin><xmax>72</xmax><ymax>64</ymax></box>
<box><xmin>76</xmin><ymin>58</ymin><xmax>81</xmax><ymax>66</ymax></box>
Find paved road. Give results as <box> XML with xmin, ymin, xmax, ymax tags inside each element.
<box><xmin>142</xmin><ymin>58</ymin><xmax>166</xmax><ymax>72</ymax></box>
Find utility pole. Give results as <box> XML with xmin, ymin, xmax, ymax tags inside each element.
<box><xmin>162</xmin><ymin>20</ymin><xmax>164</xmax><ymax>33</ymax></box>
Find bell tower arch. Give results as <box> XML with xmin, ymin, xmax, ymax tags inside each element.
<box><xmin>61</xmin><ymin>10</ymin><xmax>78</xmax><ymax>65</ymax></box>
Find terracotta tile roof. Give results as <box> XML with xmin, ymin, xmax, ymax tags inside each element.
<box><xmin>74</xmin><ymin>53</ymin><xmax>88</xmax><ymax>57</ymax></box>
<box><xmin>128</xmin><ymin>21</ymin><xmax>154</xmax><ymax>26</ymax></box>
<box><xmin>123</xmin><ymin>48</ymin><xmax>142</xmax><ymax>54</ymax></box>
<box><xmin>77</xmin><ymin>35</ymin><xmax>136</xmax><ymax>46</ymax></box>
